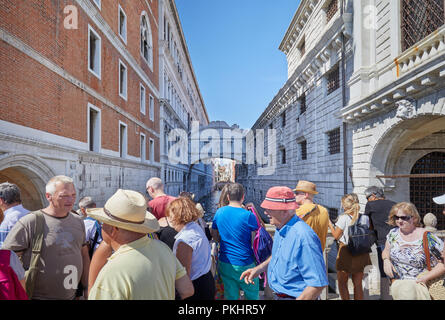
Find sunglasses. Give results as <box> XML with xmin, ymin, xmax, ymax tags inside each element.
<box><xmin>393</xmin><ymin>215</ymin><xmax>412</xmax><ymax>221</ymax></box>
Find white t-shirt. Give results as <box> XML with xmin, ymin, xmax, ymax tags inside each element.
<box><xmin>335</xmin><ymin>214</ymin><xmax>370</xmax><ymax>244</ymax></box>
<box><xmin>173</xmin><ymin>221</ymin><xmax>212</xmax><ymax>281</ymax></box>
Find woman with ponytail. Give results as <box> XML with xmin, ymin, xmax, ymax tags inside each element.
<box><xmin>328</xmin><ymin>193</ymin><xmax>372</xmax><ymax>300</ymax></box>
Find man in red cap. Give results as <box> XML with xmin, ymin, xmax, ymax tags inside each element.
<box><xmin>240</xmin><ymin>186</ymin><xmax>328</xmax><ymax>300</ymax></box>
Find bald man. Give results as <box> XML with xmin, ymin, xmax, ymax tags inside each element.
<box><xmin>145</xmin><ymin>177</ymin><xmax>176</xmax><ymax>220</ymax></box>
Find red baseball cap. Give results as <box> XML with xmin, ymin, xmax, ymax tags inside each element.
<box><xmin>261</xmin><ymin>186</ymin><xmax>298</xmax><ymax>211</ymax></box>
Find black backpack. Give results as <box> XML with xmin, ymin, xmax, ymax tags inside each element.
<box><xmin>347</xmin><ymin>215</ymin><xmax>374</xmax><ymax>256</ymax></box>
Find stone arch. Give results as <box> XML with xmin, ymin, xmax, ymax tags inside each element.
<box><xmin>0</xmin><ymin>154</ymin><xmax>55</xmax><ymax>210</ymax></box>
<box><xmin>367</xmin><ymin>93</ymin><xmax>445</xmax><ymax>190</ymax></box>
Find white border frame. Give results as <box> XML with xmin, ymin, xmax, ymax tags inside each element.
<box><xmin>118</xmin><ymin>59</ymin><xmax>128</xmax><ymax>101</ymax></box>
<box><xmin>118</xmin><ymin>121</ymin><xmax>128</xmax><ymax>158</ymax></box>
<box><xmin>88</xmin><ymin>25</ymin><xmax>101</xmax><ymax>80</ymax></box>
<box><xmin>149</xmin><ymin>138</ymin><xmax>155</xmax><ymax>162</ymax></box>
<box><xmin>87</xmin><ymin>103</ymin><xmax>102</xmax><ymax>153</ymax></box>
<box><xmin>140</xmin><ymin>83</ymin><xmax>146</xmax><ymax>115</ymax></box>
<box><xmin>118</xmin><ymin>4</ymin><xmax>127</xmax><ymax>45</ymax></box>
<box><xmin>140</xmin><ymin>11</ymin><xmax>154</xmax><ymax>71</ymax></box>
<box><xmin>149</xmin><ymin>94</ymin><xmax>154</xmax><ymax>121</ymax></box>
<box><xmin>140</xmin><ymin>132</ymin><xmax>146</xmax><ymax>162</ymax></box>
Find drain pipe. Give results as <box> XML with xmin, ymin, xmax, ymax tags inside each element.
<box><xmin>341</xmin><ymin>0</ymin><xmax>348</xmax><ymax>195</ymax></box>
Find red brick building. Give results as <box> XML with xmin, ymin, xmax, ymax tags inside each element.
<box><xmin>0</xmin><ymin>0</ymin><xmax>162</xmax><ymax>209</ymax></box>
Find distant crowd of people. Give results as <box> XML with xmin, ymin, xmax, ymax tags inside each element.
<box><xmin>0</xmin><ymin>175</ymin><xmax>444</xmax><ymax>300</ymax></box>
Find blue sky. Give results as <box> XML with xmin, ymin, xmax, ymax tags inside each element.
<box><xmin>175</xmin><ymin>0</ymin><xmax>301</xmax><ymax>129</ymax></box>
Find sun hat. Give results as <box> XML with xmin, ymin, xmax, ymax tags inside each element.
<box><xmin>87</xmin><ymin>189</ymin><xmax>160</xmax><ymax>234</ymax></box>
<box><xmin>261</xmin><ymin>186</ymin><xmax>298</xmax><ymax>211</ymax></box>
<box><xmin>432</xmin><ymin>194</ymin><xmax>445</xmax><ymax>205</ymax></box>
<box><xmin>293</xmin><ymin>180</ymin><xmax>318</xmax><ymax>195</ymax></box>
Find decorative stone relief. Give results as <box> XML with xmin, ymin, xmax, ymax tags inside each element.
<box><xmin>395</xmin><ymin>99</ymin><xmax>417</xmax><ymax>120</ymax></box>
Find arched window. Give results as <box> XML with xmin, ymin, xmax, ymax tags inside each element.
<box><xmin>140</xmin><ymin>13</ymin><xmax>153</xmax><ymax>69</ymax></box>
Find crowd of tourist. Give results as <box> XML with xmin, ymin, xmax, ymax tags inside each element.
<box><xmin>0</xmin><ymin>176</ymin><xmax>444</xmax><ymax>300</ymax></box>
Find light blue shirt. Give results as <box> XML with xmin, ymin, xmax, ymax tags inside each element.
<box><xmin>0</xmin><ymin>204</ymin><xmax>29</xmax><ymax>248</ymax></box>
<box><xmin>173</xmin><ymin>221</ymin><xmax>212</xmax><ymax>281</ymax></box>
<box><xmin>267</xmin><ymin>215</ymin><xmax>329</xmax><ymax>298</ymax></box>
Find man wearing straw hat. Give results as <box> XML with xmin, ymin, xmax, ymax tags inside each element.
<box><xmin>87</xmin><ymin>189</ymin><xmax>194</xmax><ymax>300</ymax></box>
<box><xmin>293</xmin><ymin>180</ymin><xmax>329</xmax><ymax>251</ymax></box>
<box><xmin>240</xmin><ymin>186</ymin><xmax>328</xmax><ymax>300</ymax></box>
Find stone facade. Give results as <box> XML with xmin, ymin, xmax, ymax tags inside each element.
<box><xmin>0</xmin><ymin>0</ymin><xmax>161</xmax><ymax>209</ymax></box>
<box><xmin>237</xmin><ymin>0</ymin><xmax>355</xmax><ymax>219</ymax></box>
<box><xmin>237</xmin><ymin>0</ymin><xmax>445</xmax><ymax>292</ymax></box>
<box><xmin>158</xmin><ymin>0</ymin><xmax>213</xmax><ymax>200</ymax></box>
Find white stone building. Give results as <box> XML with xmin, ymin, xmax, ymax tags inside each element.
<box><xmin>238</xmin><ymin>0</ymin><xmax>355</xmax><ymax>222</ymax></box>
<box><xmin>158</xmin><ymin>0</ymin><xmax>213</xmax><ymax>200</ymax></box>
<box><xmin>238</xmin><ymin>0</ymin><xmax>445</xmax><ymax>227</ymax></box>
<box><xmin>237</xmin><ymin>0</ymin><xmax>445</xmax><ymax>295</ymax></box>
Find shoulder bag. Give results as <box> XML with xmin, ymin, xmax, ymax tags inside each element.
<box><xmin>421</xmin><ymin>231</ymin><xmax>445</xmax><ymax>300</ymax></box>
<box><xmin>24</xmin><ymin>210</ymin><xmax>45</xmax><ymax>299</ymax></box>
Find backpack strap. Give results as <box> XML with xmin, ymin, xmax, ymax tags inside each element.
<box><xmin>423</xmin><ymin>231</ymin><xmax>432</xmax><ymax>271</ymax></box>
<box><xmin>299</xmin><ymin>204</ymin><xmax>318</xmax><ymax>219</ymax></box>
<box><xmin>25</xmin><ymin>211</ymin><xmax>45</xmax><ymax>299</ymax></box>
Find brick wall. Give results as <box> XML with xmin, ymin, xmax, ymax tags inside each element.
<box><xmin>0</xmin><ymin>0</ymin><xmax>160</xmax><ymax>161</ymax></box>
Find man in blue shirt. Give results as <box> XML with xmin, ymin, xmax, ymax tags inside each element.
<box><xmin>211</xmin><ymin>182</ymin><xmax>259</xmax><ymax>300</ymax></box>
<box><xmin>0</xmin><ymin>183</ymin><xmax>29</xmax><ymax>247</ymax></box>
<box><xmin>241</xmin><ymin>186</ymin><xmax>328</xmax><ymax>300</ymax></box>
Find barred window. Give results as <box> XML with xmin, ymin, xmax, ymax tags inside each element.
<box><xmin>401</xmin><ymin>0</ymin><xmax>444</xmax><ymax>52</ymax></box>
<box><xmin>299</xmin><ymin>94</ymin><xmax>306</xmax><ymax>115</ymax></box>
<box><xmin>327</xmin><ymin>65</ymin><xmax>340</xmax><ymax>95</ymax></box>
<box><xmin>328</xmin><ymin>127</ymin><xmax>341</xmax><ymax>155</ymax></box>
<box><xmin>326</xmin><ymin>0</ymin><xmax>338</xmax><ymax>23</ymax></box>
<box><xmin>300</xmin><ymin>140</ymin><xmax>307</xmax><ymax>160</ymax></box>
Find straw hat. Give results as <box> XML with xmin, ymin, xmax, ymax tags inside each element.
<box><xmin>293</xmin><ymin>180</ymin><xmax>318</xmax><ymax>195</ymax></box>
<box><xmin>87</xmin><ymin>189</ymin><xmax>160</xmax><ymax>234</ymax></box>
<box><xmin>261</xmin><ymin>186</ymin><xmax>298</xmax><ymax>211</ymax></box>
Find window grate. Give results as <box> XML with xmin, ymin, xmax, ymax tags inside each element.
<box><xmin>299</xmin><ymin>94</ymin><xmax>306</xmax><ymax>115</ymax></box>
<box><xmin>326</xmin><ymin>0</ymin><xmax>338</xmax><ymax>23</ymax></box>
<box><xmin>328</xmin><ymin>207</ymin><xmax>339</xmax><ymax>222</ymax></box>
<box><xmin>328</xmin><ymin>128</ymin><xmax>341</xmax><ymax>155</ymax></box>
<box><xmin>401</xmin><ymin>0</ymin><xmax>444</xmax><ymax>52</ymax></box>
<box><xmin>281</xmin><ymin>149</ymin><xmax>286</xmax><ymax>164</ymax></box>
<box><xmin>327</xmin><ymin>65</ymin><xmax>340</xmax><ymax>95</ymax></box>
<box><xmin>300</xmin><ymin>140</ymin><xmax>307</xmax><ymax>160</ymax></box>
<box><xmin>410</xmin><ymin>152</ymin><xmax>445</xmax><ymax>230</ymax></box>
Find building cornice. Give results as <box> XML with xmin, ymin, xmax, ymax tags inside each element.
<box><xmin>340</xmin><ymin>26</ymin><xmax>445</xmax><ymax>123</ymax></box>
<box><xmin>279</xmin><ymin>0</ymin><xmax>316</xmax><ymax>54</ymax></box>
<box><xmin>253</xmin><ymin>14</ymin><xmax>351</xmax><ymax>129</ymax></box>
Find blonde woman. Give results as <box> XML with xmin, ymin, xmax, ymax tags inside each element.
<box><xmin>328</xmin><ymin>193</ymin><xmax>372</xmax><ymax>300</ymax></box>
<box><xmin>382</xmin><ymin>202</ymin><xmax>445</xmax><ymax>300</ymax></box>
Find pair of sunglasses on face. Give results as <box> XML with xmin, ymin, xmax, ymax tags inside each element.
<box><xmin>393</xmin><ymin>215</ymin><xmax>412</xmax><ymax>222</ymax></box>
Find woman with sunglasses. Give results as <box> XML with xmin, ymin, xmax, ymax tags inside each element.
<box><xmin>382</xmin><ymin>202</ymin><xmax>445</xmax><ymax>299</ymax></box>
